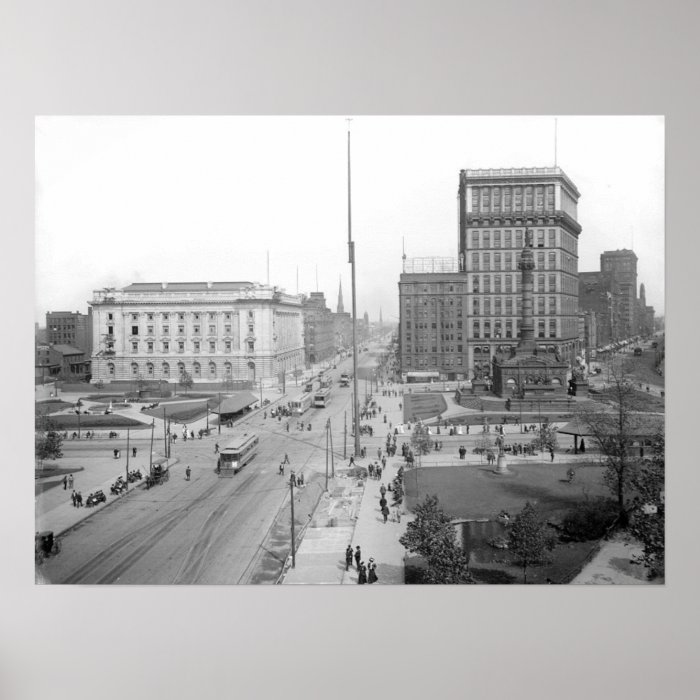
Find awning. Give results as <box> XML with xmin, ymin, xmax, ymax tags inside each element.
<box><xmin>212</xmin><ymin>391</ymin><xmax>259</xmax><ymax>415</ymax></box>
<box><xmin>558</xmin><ymin>414</ymin><xmax>663</xmax><ymax>438</ymax></box>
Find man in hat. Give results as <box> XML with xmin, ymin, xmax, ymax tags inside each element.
<box><xmin>354</xmin><ymin>545</ymin><xmax>362</xmax><ymax>570</ymax></box>
<box><xmin>345</xmin><ymin>545</ymin><xmax>354</xmax><ymax>571</ymax></box>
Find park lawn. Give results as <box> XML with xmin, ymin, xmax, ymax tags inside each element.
<box><xmin>35</xmin><ymin>400</ymin><xmax>74</xmax><ymax>415</ymax></box>
<box><xmin>41</xmin><ymin>414</ymin><xmax>149</xmax><ymax>429</ymax></box>
<box><xmin>140</xmin><ymin>400</ymin><xmax>214</xmax><ymax>424</ymax></box>
<box><xmin>402</xmin><ymin>461</ymin><xmax>611</xmax><ymax>584</ymax></box>
<box><xmin>403</xmin><ymin>393</ymin><xmax>448</xmax><ymax>422</ymax></box>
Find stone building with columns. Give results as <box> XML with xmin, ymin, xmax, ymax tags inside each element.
<box><xmin>89</xmin><ymin>281</ymin><xmax>304</xmax><ymax>385</ymax></box>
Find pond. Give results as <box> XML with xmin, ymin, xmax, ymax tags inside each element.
<box><xmin>457</xmin><ymin>520</ymin><xmax>509</xmax><ymax>565</ymax></box>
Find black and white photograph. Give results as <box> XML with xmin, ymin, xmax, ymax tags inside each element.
<box><xmin>34</xmin><ymin>115</ymin><xmax>665</xmax><ymax>586</ymax></box>
<box><xmin>5</xmin><ymin>1</ymin><xmax>700</xmax><ymax>698</ymax></box>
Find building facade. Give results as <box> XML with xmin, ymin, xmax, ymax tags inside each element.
<box><xmin>398</xmin><ymin>259</ymin><xmax>468</xmax><ymax>381</ymax></box>
<box><xmin>458</xmin><ymin>167</ymin><xmax>583</xmax><ymax>375</ymax></box>
<box><xmin>89</xmin><ymin>282</ymin><xmax>304</xmax><ymax>385</ymax></box>
<box><xmin>46</xmin><ymin>310</ymin><xmax>93</xmax><ymax>357</ymax></box>
<box><xmin>302</xmin><ymin>292</ymin><xmax>335</xmax><ymax>366</ymax></box>
<box><xmin>600</xmin><ymin>249</ymin><xmax>637</xmax><ymax>339</ymax></box>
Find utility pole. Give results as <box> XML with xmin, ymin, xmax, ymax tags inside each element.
<box><xmin>260</xmin><ymin>378</ymin><xmax>263</xmax><ymax>410</ymax></box>
<box><xmin>343</xmin><ymin>410</ymin><xmax>347</xmax><ymax>459</ymax></box>
<box><xmin>206</xmin><ymin>403</ymin><xmax>209</xmax><ymax>432</ymax></box>
<box><xmin>217</xmin><ymin>392</ymin><xmax>221</xmax><ymax>435</ymax></box>
<box><xmin>163</xmin><ymin>406</ymin><xmax>168</xmax><ymax>459</ymax></box>
<box><xmin>125</xmin><ymin>428</ymin><xmax>130</xmax><ymax>490</ymax></box>
<box><xmin>289</xmin><ymin>474</ymin><xmax>296</xmax><ymax>568</ymax></box>
<box><xmin>347</xmin><ymin>120</ymin><xmax>361</xmax><ymax>458</ymax></box>
<box><xmin>149</xmin><ymin>420</ymin><xmax>155</xmax><ymax>474</ymax></box>
<box><xmin>325</xmin><ymin>419</ymin><xmax>330</xmax><ymax>491</ymax></box>
<box><xmin>329</xmin><ymin>418</ymin><xmax>335</xmax><ymax>478</ymax></box>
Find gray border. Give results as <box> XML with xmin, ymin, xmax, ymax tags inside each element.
<box><xmin>3</xmin><ymin>1</ymin><xmax>698</xmax><ymax>699</ymax></box>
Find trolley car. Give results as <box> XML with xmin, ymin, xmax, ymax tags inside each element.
<box><xmin>313</xmin><ymin>387</ymin><xmax>332</xmax><ymax>408</ymax></box>
<box><xmin>290</xmin><ymin>393</ymin><xmax>313</xmax><ymax>416</ymax></box>
<box><xmin>218</xmin><ymin>433</ymin><xmax>259</xmax><ymax>476</ymax></box>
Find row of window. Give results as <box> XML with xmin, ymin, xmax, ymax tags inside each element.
<box><xmin>105</xmin><ymin>361</ymin><xmax>238</xmax><ymax>379</ymax></box>
<box><xmin>472</xmin><ymin>272</ymin><xmax>557</xmax><ymax>292</ymax></box>
<box><xmin>472</xmin><ymin>297</ymin><xmax>558</xmax><ymax>315</ymax></box>
<box><xmin>469</xmin><ymin>251</ymin><xmax>563</xmax><ymax>272</ymax></box>
<box><xmin>110</xmin><ymin>311</ymin><xmax>251</xmax><ymax>323</ymax></box>
<box><xmin>469</xmin><ymin>228</ymin><xmax>557</xmax><ymax>250</ymax></box>
<box><xmin>405</xmin><ymin>317</ymin><xmax>559</xmax><ymax>344</ymax></box>
<box><xmin>128</xmin><ymin>339</ymin><xmax>255</xmax><ymax>354</ymax></box>
<box><xmin>123</xmin><ymin>323</ymin><xmax>245</xmax><ymax>336</ymax></box>
<box><xmin>470</xmin><ymin>185</ymin><xmax>555</xmax><ymax>214</ymax></box>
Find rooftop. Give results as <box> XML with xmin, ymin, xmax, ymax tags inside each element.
<box><xmin>461</xmin><ymin>166</ymin><xmax>580</xmax><ymax>197</ymax></box>
<box><xmin>122</xmin><ymin>282</ymin><xmax>254</xmax><ymax>292</ymax></box>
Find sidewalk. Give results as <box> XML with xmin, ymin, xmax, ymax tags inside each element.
<box><xmin>282</xmin><ymin>458</ymin><xmax>408</xmax><ymax>585</ymax></box>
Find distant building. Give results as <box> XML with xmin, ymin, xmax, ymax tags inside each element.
<box><xmin>302</xmin><ymin>292</ymin><xmax>335</xmax><ymax>366</ymax></box>
<box><xmin>46</xmin><ymin>310</ymin><xmax>93</xmax><ymax>357</ymax></box>
<box><xmin>89</xmin><ymin>282</ymin><xmax>304</xmax><ymax>385</ymax></box>
<box><xmin>600</xmin><ymin>249</ymin><xmax>637</xmax><ymax>339</ymax></box>
<box><xmin>35</xmin><ymin>344</ymin><xmax>89</xmax><ymax>381</ymax></box>
<box><xmin>398</xmin><ymin>259</ymin><xmax>468</xmax><ymax>381</ymax></box>
<box><xmin>332</xmin><ymin>278</ymin><xmax>353</xmax><ymax>350</ymax></box>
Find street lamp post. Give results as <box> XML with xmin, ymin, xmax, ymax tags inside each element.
<box><xmin>289</xmin><ymin>474</ymin><xmax>296</xmax><ymax>568</ymax></box>
<box><xmin>217</xmin><ymin>392</ymin><xmax>221</xmax><ymax>435</ymax></box>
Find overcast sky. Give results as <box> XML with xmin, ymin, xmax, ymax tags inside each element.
<box><xmin>35</xmin><ymin>115</ymin><xmax>664</xmax><ymax>325</ymax></box>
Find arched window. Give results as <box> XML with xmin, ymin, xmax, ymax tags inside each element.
<box><xmin>209</xmin><ymin>362</ymin><xmax>217</xmax><ymax>378</ymax></box>
<box><xmin>146</xmin><ymin>362</ymin><xmax>154</xmax><ymax>377</ymax></box>
<box><xmin>177</xmin><ymin>362</ymin><xmax>185</xmax><ymax>378</ymax></box>
<box><xmin>107</xmin><ymin>363</ymin><xmax>115</xmax><ymax>377</ymax></box>
<box><xmin>224</xmin><ymin>362</ymin><xmax>232</xmax><ymax>377</ymax></box>
<box><xmin>131</xmin><ymin>363</ymin><xmax>139</xmax><ymax>376</ymax></box>
<box><xmin>193</xmin><ymin>362</ymin><xmax>201</xmax><ymax>378</ymax></box>
<box><xmin>162</xmin><ymin>362</ymin><xmax>170</xmax><ymax>378</ymax></box>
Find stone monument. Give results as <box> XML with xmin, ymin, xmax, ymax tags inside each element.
<box><xmin>492</xmin><ymin>228</ymin><xmax>569</xmax><ymax>400</ymax></box>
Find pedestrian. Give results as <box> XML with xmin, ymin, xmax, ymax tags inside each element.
<box><xmin>279</xmin><ymin>463</ymin><xmax>285</xmax><ymax>475</ymax></box>
<box><xmin>358</xmin><ymin>563</ymin><xmax>367</xmax><ymax>584</ymax></box>
<box><xmin>345</xmin><ymin>545</ymin><xmax>353</xmax><ymax>571</ymax></box>
<box><xmin>191</xmin><ymin>430</ymin><xmax>195</xmax><ymax>440</ymax></box>
<box><xmin>283</xmin><ymin>453</ymin><xmax>290</xmax><ymax>464</ymax></box>
<box><xmin>368</xmin><ymin>562</ymin><xmax>378</xmax><ymax>584</ymax></box>
<box><xmin>76</xmin><ymin>491</ymin><xmax>83</xmax><ymax>507</ymax></box>
<box><xmin>215</xmin><ymin>443</ymin><xmax>219</xmax><ymax>454</ymax></box>
<box><xmin>349</xmin><ymin>454</ymin><xmax>355</xmax><ymax>466</ymax></box>
<box><xmin>132</xmin><ymin>447</ymin><xmax>137</xmax><ymax>458</ymax></box>
<box><xmin>71</xmin><ymin>490</ymin><xmax>77</xmax><ymax>507</ymax></box>
<box><xmin>377</xmin><ymin>448</ymin><xmax>382</xmax><ymax>460</ymax></box>
<box><xmin>549</xmin><ymin>448</ymin><xmax>555</xmax><ymax>462</ymax></box>
<box><xmin>381</xmin><ymin>504</ymin><xmax>390</xmax><ymax>524</ymax></box>
<box><xmin>62</xmin><ymin>475</ymin><xmax>68</xmax><ymax>490</ymax></box>
<box><xmin>394</xmin><ymin>507</ymin><xmax>401</xmax><ymax>523</ymax></box>
<box><xmin>380</xmin><ymin>483</ymin><xmax>387</xmax><ymax>498</ymax></box>
<box><xmin>185</xmin><ymin>465</ymin><xmax>191</xmax><ymax>481</ymax></box>
<box><xmin>68</xmin><ymin>474</ymin><xmax>74</xmax><ymax>489</ymax></box>
<box><xmin>354</xmin><ymin>546</ymin><xmax>362</xmax><ymax>570</ymax></box>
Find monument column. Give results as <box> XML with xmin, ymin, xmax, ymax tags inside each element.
<box><xmin>517</xmin><ymin>227</ymin><xmax>537</xmax><ymax>354</ymax></box>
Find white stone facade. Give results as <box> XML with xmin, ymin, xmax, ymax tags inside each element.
<box><xmin>89</xmin><ymin>282</ymin><xmax>304</xmax><ymax>384</ymax></box>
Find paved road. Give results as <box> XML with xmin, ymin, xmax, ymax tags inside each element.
<box><xmin>39</xmin><ymin>356</ymin><xmax>360</xmax><ymax>584</ymax></box>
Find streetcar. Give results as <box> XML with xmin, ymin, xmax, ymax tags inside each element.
<box><xmin>340</xmin><ymin>373</ymin><xmax>350</xmax><ymax>387</ymax></box>
<box><xmin>290</xmin><ymin>393</ymin><xmax>313</xmax><ymax>415</ymax></box>
<box><xmin>218</xmin><ymin>433</ymin><xmax>259</xmax><ymax>476</ymax></box>
<box><xmin>313</xmin><ymin>386</ymin><xmax>332</xmax><ymax>408</ymax></box>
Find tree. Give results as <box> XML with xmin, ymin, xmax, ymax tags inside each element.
<box><xmin>532</xmin><ymin>422</ymin><xmax>558</xmax><ymax>452</ymax></box>
<box><xmin>629</xmin><ymin>432</ymin><xmax>665</xmax><ymax>579</ymax></box>
<box><xmin>577</xmin><ymin>366</ymin><xmax>643</xmax><ymax>520</ymax></box>
<box><xmin>399</xmin><ymin>495</ymin><xmax>474</xmax><ymax>584</ymax></box>
<box><xmin>508</xmin><ymin>501</ymin><xmax>555</xmax><ymax>583</ymax></box>
<box><xmin>35</xmin><ymin>419</ymin><xmax>64</xmax><ymax>467</ymax></box>
<box><xmin>410</xmin><ymin>422</ymin><xmax>432</xmax><ymax>461</ymax></box>
<box><xmin>180</xmin><ymin>371</ymin><xmax>194</xmax><ymax>395</ymax></box>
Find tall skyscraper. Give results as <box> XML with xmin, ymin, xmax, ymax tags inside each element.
<box><xmin>458</xmin><ymin>167</ymin><xmax>583</xmax><ymax>375</ymax></box>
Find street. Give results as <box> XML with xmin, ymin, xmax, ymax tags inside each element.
<box><xmin>39</xmin><ymin>357</ymin><xmax>362</xmax><ymax>584</ymax></box>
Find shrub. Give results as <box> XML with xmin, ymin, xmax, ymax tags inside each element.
<box><xmin>561</xmin><ymin>498</ymin><xmax>619</xmax><ymax>542</ymax></box>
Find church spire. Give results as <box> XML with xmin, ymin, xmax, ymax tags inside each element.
<box><xmin>337</xmin><ymin>276</ymin><xmax>345</xmax><ymax>314</ymax></box>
